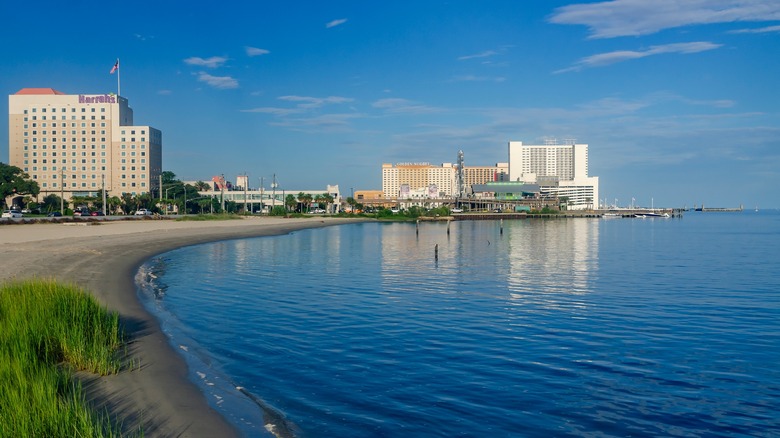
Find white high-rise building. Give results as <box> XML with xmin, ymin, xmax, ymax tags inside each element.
<box><xmin>8</xmin><ymin>88</ymin><xmax>162</xmax><ymax>200</ymax></box>
<box><xmin>508</xmin><ymin>140</ymin><xmax>599</xmax><ymax>210</ymax></box>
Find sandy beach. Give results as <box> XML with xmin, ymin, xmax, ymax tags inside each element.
<box><xmin>0</xmin><ymin>216</ymin><xmax>362</xmax><ymax>437</ymax></box>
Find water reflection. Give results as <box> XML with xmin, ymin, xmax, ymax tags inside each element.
<box><xmin>375</xmin><ymin>219</ymin><xmax>599</xmax><ymax>309</ymax></box>
<box><xmin>506</xmin><ymin>219</ymin><xmax>599</xmax><ymax>299</ymax></box>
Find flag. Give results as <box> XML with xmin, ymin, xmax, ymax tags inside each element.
<box><xmin>110</xmin><ymin>59</ymin><xmax>119</xmax><ymax>74</ymax></box>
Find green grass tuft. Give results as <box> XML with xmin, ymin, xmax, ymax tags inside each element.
<box><xmin>0</xmin><ymin>280</ymin><xmax>127</xmax><ymax>437</ymax></box>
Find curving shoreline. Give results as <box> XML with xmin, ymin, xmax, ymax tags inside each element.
<box><xmin>0</xmin><ymin>216</ymin><xmax>364</xmax><ymax>437</ymax></box>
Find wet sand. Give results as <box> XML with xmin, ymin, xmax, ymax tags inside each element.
<box><xmin>0</xmin><ymin>216</ymin><xmax>362</xmax><ymax>437</ymax></box>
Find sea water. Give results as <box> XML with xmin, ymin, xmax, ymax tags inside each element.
<box><xmin>137</xmin><ymin>212</ymin><xmax>780</xmax><ymax>437</ymax></box>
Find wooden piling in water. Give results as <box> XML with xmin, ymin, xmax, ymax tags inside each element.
<box><xmin>435</xmin><ymin>243</ymin><xmax>438</xmax><ymax>260</ymax></box>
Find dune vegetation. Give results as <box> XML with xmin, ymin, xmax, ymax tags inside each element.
<box><xmin>0</xmin><ymin>280</ymin><xmax>126</xmax><ymax>437</ymax></box>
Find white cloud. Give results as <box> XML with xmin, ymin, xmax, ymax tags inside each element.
<box><xmin>451</xmin><ymin>75</ymin><xmax>506</xmax><ymax>82</ymax></box>
<box><xmin>326</xmin><ymin>18</ymin><xmax>348</xmax><ymax>28</ymax></box>
<box><xmin>458</xmin><ymin>50</ymin><xmax>499</xmax><ymax>61</ymax></box>
<box><xmin>550</xmin><ymin>0</ymin><xmax>780</xmax><ymax>38</ymax></box>
<box><xmin>729</xmin><ymin>24</ymin><xmax>780</xmax><ymax>33</ymax></box>
<box><xmin>184</xmin><ymin>56</ymin><xmax>229</xmax><ymax>68</ymax></box>
<box><xmin>240</xmin><ymin>107</ymin><xmax>301</xmax><ymax>116</ymax></box>
<box><xmin>278</xmin><ymin>95</ymin><xmax>353</xmax><ymax>108</ymax></box>
<box><xmin>556</xmin><ymin>41</ymin><xmax>722</xmax><ymax>73</ymax></box>
<box><xmin>372</xmin><ymin>98</ymin><xmax>440</xmax><ymax>114</ymax></box>
<box><xmin>246</xmin><ymin>47</ymin><xmax>270</xmax><ymax>57</ymax></box>
<box><xmin>196</xmin><ymin>72</ymin><xmax>238</xmax><ymax>89</ymax></box>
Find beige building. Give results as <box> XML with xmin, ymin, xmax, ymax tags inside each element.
<box><xmin>382</xmin><ymin>161</ymin><xmax>509</xmax><ymax>199</ymax></box>
<box><xmin>8</xmin><ymin>88</ymin><xmax>162</xmax><ymax>200</ymax></box>
<box><xmin>382</xmin><ymin>162</ymin><xmax>456</xmax><ymax>198</ymax></box>
<box><xmin>462</xmin><ymin>162</ymin><xmax>509</xmax><ymax>188</ymax></box>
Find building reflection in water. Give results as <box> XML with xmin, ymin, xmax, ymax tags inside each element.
<box><xmin>375</xmin><ymin>219</ymin><xmax>598</xmax><ymax>308</ymax></box>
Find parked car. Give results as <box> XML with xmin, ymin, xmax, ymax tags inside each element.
<box><xmin>135</xmin><ymin>209</ymin><xmax>152</xmax><ymax>216</ymax></box>
<box><xmin>47</xmin><ymin>211</ymin><xmax>63</xmax><ymax>217</ymax></box>
<box><xmin>451</xmin><ymin>208</ymin><xmax>464</xmax><ymax>213</ymax></box>
<box><xmin>492</xmin><ymin>208</ymin><xmax>502</xmax><ymax>213</ymax></box>
<box><xmin>2</xmin><ymin>210</ymin><xmax>23</xmax><ymax>218</ymax></box>
<box><xmin>311</xmin><ymin>208</ymin><xmax>326</xmax><ymax>214</ymax></box>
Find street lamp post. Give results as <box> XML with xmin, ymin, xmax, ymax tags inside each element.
<box><xmin>165</xmin><ymin>188</ymin><xmax>171</xmax><ymax>215</ymax></box>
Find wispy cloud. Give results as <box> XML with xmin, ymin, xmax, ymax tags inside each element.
<box><xmin>196</xmin><ymin>72</ymin><xmax>238</xmax><ymax>89</ymax></box>
<box><xmin>240</xmin><ymin>107</ymin><xmax>301</xmax><ymax>116</ymax></box>
<box><xmin>184</xmin><ymin>56</ymin><xmax>229</xmax><ymax>68</ymax></box>
<box><xmin>729</xmin><ymin>24</ymin><xmax>780</xmax><ymax>34</ymax></box>
<box><xmin>246</xmin><ymin>47</ymin><xmax>270</xmax><ymax>57</ymax></box>
<box><xmin>458</xmin><ymin>50</ymin><xmax>499</xmax><ymax>61</ymax></box>
<box><xmin>326</xmin><ymin>18</ymin><xmax>348</xmax><ymax>28</ymax></box>
<box><xmin>555</xmin><ymin>41</ymin><xmax>722</xmax><ymax>73</ymax></box>
<box><xmin>550</xmin><ymin>0</ymin><xmax>780</xmax><ymax>39</ymax></box>
<box><xmin>372</xmin><ymin>98</ymin><xmax>440</xmax><ymax>114</ymax></box>
<box><xmin>451</xmin><ymin>75</ymin><xmax>506</xmax><ymax>82</ymax></box>
<box><xmin>278</xmin><ymin>95</ymin><xmax>354</xmax><ymax>108</ymax></box>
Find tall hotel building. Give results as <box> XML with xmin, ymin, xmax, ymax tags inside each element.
<box><xmin>8</xmin><ymin>88</ymin><xmax>162</xmax><ymax>200</ymax></box>
<box><xmin>508</xmin><ymin>140</ymin><xmax>599</xmax><ymax>210</ymax></box>
<box><xmin>382</xmin><ymin>163</ymin><xmax>456</xmax><ymax>198</ymax></box>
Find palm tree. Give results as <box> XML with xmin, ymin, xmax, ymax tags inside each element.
<box><xmin>299</xmin><ymin>193</ymin><xmax>313</xmax><ymax>212</ymax></box>
<box><xmin>322</xmin><ymin>193</ymin><xmax>334</xmax><ymax>213</ymax></box>
<box><xmin>194</xmin><ymin>180</ymin><xmax>210</xmax><ymax>192</ymax></box>
<box><xmin>285</xmin><ymin>194</ymin><xmax>297</xmax><ymax>212</ymax></box>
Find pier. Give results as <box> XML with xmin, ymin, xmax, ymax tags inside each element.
<box><xmin>443</xmin><ymin>208</ymin><xmax>685</xmax><ymax>220</ymax></box>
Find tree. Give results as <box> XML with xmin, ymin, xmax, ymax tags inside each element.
<box><xmin>298</xmin><ymin>192</ymin><xmax>313</xmax><ymax>212</ymax></box>
<box><xmin>107</xmin><ymin>196</ymin><xmax>122</xmax><ymax>215</ymax></box>
<box><xmin>322</xmin><ymin>193</ymin><xmax>334</xmax><ymax>213</ymax></box>
<box><xmin>346</xmin><ymin>197</ymin><xmax>357</xmax><ymax>213</ymax></box>
<box><xmin>0</xmin><ymin>163</ymin><xmax>40</xmax><ymax>209</ymax></box>
<box><xmin>161</xmin><ymin>170</ymin><xmax>178</xmax><ymax>185</ymax></box>
<box><xmin>194</xmin><ymin>180</ymin><xmax>211</xmax><ymax>191</ymax></box>
<box><xmin>40</xmin><ymin>194</ymin><xmax>62</xmax><ymax>213</ymax></box>
<box><xmin>285</xmin><ymin>194</ymin><xmax>297</xmax><ymax>212</ymax></box>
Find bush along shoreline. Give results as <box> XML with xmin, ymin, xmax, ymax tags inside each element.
<box><xmin>0</xmin><ymin>280</ymin><xmax>129</xmax><ymax>437</ymax></box>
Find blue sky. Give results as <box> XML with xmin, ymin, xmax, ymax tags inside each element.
<box><xmin>2</xmin><ymin>0</ymin><xmax>779</xmax><ymax>208</ymax></box>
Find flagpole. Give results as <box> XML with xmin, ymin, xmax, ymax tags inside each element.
<box><xmin>117</xmin><ymin>58</ymin><xmax>121</xmax><ymax>97</ymax></box>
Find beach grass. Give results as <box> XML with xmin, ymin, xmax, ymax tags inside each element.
<box><xmin>0</xmin><ymin>280</ymin><xmax>126</xmax><ymax>437</ymax></box>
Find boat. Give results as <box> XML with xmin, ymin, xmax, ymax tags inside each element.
<box><xmin>634</xmin><ymin>212</ymin><xmax>670</xmax><ymax>218</ymax></box>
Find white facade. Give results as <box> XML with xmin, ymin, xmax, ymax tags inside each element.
<box><xmin>8</xmin><ymin>88</ymin><xmax>162</xmax><ymax>199</ymax></box>
<box><xmin>508</xmin><ymin>140</ymin><xmax>599</xmax><ymax>210</ymax></box>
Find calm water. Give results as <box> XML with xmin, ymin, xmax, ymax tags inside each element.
<box><xmin>138</xmin><ymin>212</ymin><xmax>780</xmax><ymax>437</ymax></box>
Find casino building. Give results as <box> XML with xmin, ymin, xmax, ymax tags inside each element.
<box><xmin>7</xmin><ymin>88</ymin><xmax>162</xmax><ymax>200</ymax></box>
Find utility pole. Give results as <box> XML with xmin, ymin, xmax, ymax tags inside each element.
<box><xmin>60</xmin><ymin>168</ymin><xmax>65</xmax><ymax>215</ymax></box>
<box><xmin>260</xmin><ymin>177</ymin><xmax>264</xmax><ymax>214</ymax></box>
<box><xmin>220</xmin><ymin>173</ymin><xmax>226</xmax><ymax>212</ymax></box>
<box><xmin>244</xmin><ymin>172</ymin><xmax>248</xmax><ymax>214</ymax></box>
<box><xmin>102</xmin><ymin>174</ymin><xmax>107</xmax><ymax>215</ymax></box>
<box><xmin>272</xmin><ymin>174</ymin><xmax>277</xmax><ymax>212</ymax></box>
